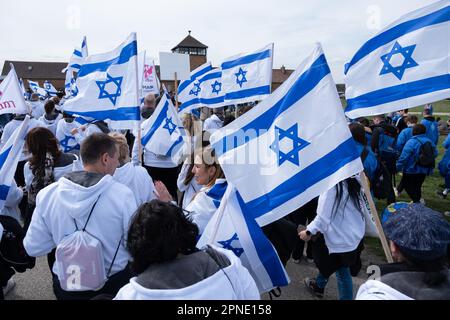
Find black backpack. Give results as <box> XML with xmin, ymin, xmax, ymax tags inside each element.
<box><xmin>416</xmin><ymin>140</ymin><xmax>436</xmax><ymax>169</ymax></box>
<box><xmin>0</xmin><ymin>216</ymin><xmax>36</xmax><ymax>272</ymax></box>
<box><xmin>371</xmin><ymin>161</ymin><xmax>396</xmax><ymax>204</ymax></box>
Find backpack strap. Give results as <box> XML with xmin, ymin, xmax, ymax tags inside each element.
<box><xmin>73</xmin><ymin>195</ymin><xmax>101</xmax><ymax>231</ymax></box>
<box><xmin>106</xmin><ymin>234</ymin><xmax>123</xmax><ymax>278</ymax></box>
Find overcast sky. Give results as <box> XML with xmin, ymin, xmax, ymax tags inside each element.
<box><xmin>0</xmin><ymin>0</ymin><xmax>438</xmax><ymax>82</ymax></box>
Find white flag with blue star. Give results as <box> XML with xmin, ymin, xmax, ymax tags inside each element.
<box><xmin>198</xmin><ymin>68</ymin><xmax>226</xmax><ymax>109</ymax></box>
<box><xmin>221</xmin><ymin>43</ymin><xmax>273</xmax><ymax>104</ymax></box>
<box><xmin>28</xmin><ymin>80</ymin><xmax>47</xmax><ymax>98</ymax></box>
<box><xmin>344</xmin><ymin>0</ymin><xmax>450</xmax><ymax>119</ymax></box>
<box><xmin>63</xmin><ymin>36</ymin><xmax>88</xmax><ymax>98</ymax></box>
<box><xmin>197</xmin><ymin>184</ymin><xmax>290</xmax><ymax>294</ymax></box>
<box><xmin>0</xmin><ymin>115</ymin><xmax>30</xmax><ymax>211</ymax></box>
<box><xmin>62</xmin><ymin>33</ymin><xmax>140</xmax><ymax>130</ymax></box>
<box><xmin>177</xmin><ymin>62</ymin><xmax>213</xmax><ymax>114</ymax></box>
<box><xmin>210</xmin><ymin>44</ymin><xmax>363</xmax><ymax>227</ymax></box>
<box><xmin>44</xmin><ymin>81</ymin><xmax>58</xmax><ymax>97</ymax></box>
<box><xmin>140</xmin><ymin>92</ymin><xmax>185</xmax><ymax>158</ymax></box>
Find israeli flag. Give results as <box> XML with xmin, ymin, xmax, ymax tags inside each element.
<box><xmin>28</xmin><ymin>80</ymin><xmax>47</xmax><ymax>98</ymax></box>
<box><xmin>0</xmin><ymin>67</ymin><xmax>30</xmax><ymax>115</ymax></box>
<box><xmin>210</xmin><ymin>44</ymin><xmax>363</xmax><ymax>227</ymax></box>
<box><xmin>63</xmin><ymin>37</ymin><xmax>88</xmax><ymax>97</ymax></box>
<box><xmin>141</xmin><ymin>92</ymin><xmax>185</xmax><ymax>158</ymax></box>
<box><xmin>177</xmin><ymin>62</ymin><xmax>213</xmax><ymax>113</ymax></box>
<box><xmin>221</xmin><ymin>43</ymin><xmax>273</xmax><ymax>104</ymax></box>
<box><xmin>197</xmin><ymin>184</ymin><xmax>290</xmax><ymax>294</ymax></box>
<box><xmin>44</xmin><ymin>81</ymin><xmax>58</xmax><ymax>97</ymax></box>
<box><xmin>63</xmin><ymin>33</ymin><xmax>140</xmax><ymax>130</ymax></box>
<box><xmin>344</xmin><ymin>1</ymin><xmax>450</xmax><ymax>119</ymax></box>
<box><xmin>0</xmin><ymin>116</ymin><xmax>30</xmax><ymax>211</ymax></box>
<box><xmin>18</xmin><ymin>78</ymin><xmax>29</xmax><ymax>100</ymax></box>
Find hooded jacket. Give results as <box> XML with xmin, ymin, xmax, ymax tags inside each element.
<box><xmin>55</xmin><ymin>120</ymin><xmax>82</xmax><ymax>154</ymax></box>
<box><xmin>396</xmin><ymin>134</ymin><xmax>437</xmax><ymax>175</ymax></box>
<box><xmin>38</xmin><ymin>113</ymin><xmax>63</xmax><ymax>136</ymax></box>
<box><xmin>421</xmin><ymin>117</ymin><xmax>439</xmax><ymax>145</ymax></box>
<box><xmin>23</xmin><ymin>172</ymin><xmax>138</xmax><ymax>277</ymax></box>
<box><xmin>203</xmin><ymin>114</ymin><xmax>223</xmax><ymax>133</ymax></box>
<box><xmin>113</xmin><ymin>246</ymin><xmax>260</xmax><ymax>300</ymax></box>
<box><xmin>113</xmin><ymin>162</ymin><xmax>156</xmax><ymax>206</ymax></box>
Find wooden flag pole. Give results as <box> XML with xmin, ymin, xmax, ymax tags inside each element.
<box><xmin>133</xmin><ymin>33</ymin><xmax>142</xmax><ymax>165</ymax></box>
<box><xmin>174</xmin><ymin>72</ymin><xmax>179</xmax><ymax>111</ymax></box>
<box><xmin>359</xmin><ymin>171</ymin><xmax>394</xmax><ymax>263</ymax></box>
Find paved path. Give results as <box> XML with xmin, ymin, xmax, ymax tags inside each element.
<box><xmin>5</xmin><ymin>245</ymin><xmax>386</xmax><ymax>300</ymax></box>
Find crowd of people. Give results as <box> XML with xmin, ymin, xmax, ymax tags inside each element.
<box><xmin>0</xmin><ymin>90</ymin><xmax>449</xmax><ymax>300</ymax></box>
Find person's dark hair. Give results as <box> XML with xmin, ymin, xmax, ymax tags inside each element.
<box><xmin>26</xmin><ymin>127</ymin><xmax>61</xmax><ymax>175</ymax></box>
<box><xmin>349</xmin><ymin>123</ymin><xmax>367</xmax><ymax>146</ymax></box>
<box><xmin>405</xmin><ymin>115</ymin><xmax>418</xmax><ymax>124</ymax></box>
<box><xmin>331</xmin><ymin>177</ymin><xmax>364</xmax><ymax>221</ymax></box>
<box><xmin>399</xmin><ymin>250</ymin><xmax>448</xmax><ymax>287</ymax></box>
<box><xmin>223</xmin><ymin>115</ymin><xmax>235</xmax><ymax>126</ymax></box>
<box><xmin>357</xmin><ymin>117</ymin><xmax>370</xmax><ymax>127</ymax></box>
<box><xmin>412</xmin><ymin>123</ymin><xmax>426</xmax><ymax>136</ymax></box>
<box><xmin>127</xmin><ymin>200</ymin><xmax>199</xmax><ymax>274</ymax></box>
<box><xmin>80</xmin><ymin>133</ymin><xmax>117</xmax><ymax>165</ymax></box>
<box><xmin>373</xmin><ymin>114</ymin><xmax>386</xmax><ymax>122</ymax></box>
<box><xmin>44</xmin><ymin>100</ymin><xmax>55</xmax><ymax>115</ymax></box>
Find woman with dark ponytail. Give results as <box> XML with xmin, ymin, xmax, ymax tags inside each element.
<box><xmin>299</xmin><ymin>177</ymin><xmax>366</xmax><ymax>300</ymax></box>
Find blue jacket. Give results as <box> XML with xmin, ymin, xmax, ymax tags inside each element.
<box><xmin>396</xmin><ymin>134</ymin><xmax>437</xmax><ymax>175</ymax></box>
<box><xmin>355</xmin><ymin>143</ymin><xmax>378</xmax><ymax>182</ymax></box>
<box><xmin>396</xmin><ymin>127</ymin><xmax>413</xmax><ymax>153</ymax></box>
<box><xmin>438</xmin><ymin>134</ymin><xmax>450</xmax><ymax>176</ymax></box>
<box><xmin>421</xmin><ymin>117</ymin><xmax>439</xmax><ymax>145</ymax></box>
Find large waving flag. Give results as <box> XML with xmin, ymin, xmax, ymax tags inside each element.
<box><xmin>221</xmin><ymin>43</ymin><xmax>273</xmax><ymax>104</ymax></box>
<box><xmin>197</xmin><ymin>184</ymin><xmax>290</xmax><ymax>294</ymax></box>
<box><xmin>344</xmin><ymin>0</ymin><xmax>450</xmax><ymax>119</ymax></box>
<box><xmin>44</xmin><ymin>81</ymin><xmax>58</xmax><ymax>97</ymax></box>
<box><xmin>141</xmin><ymin>92</ymin><xmax>185</xmax><ymax>158</ymax></box>
<box><xmin>0</xmin><ymin>67</ymin><xmax>30</xmax><ymax>115</ymax></box>
<box><xmin>63</xmin><ymin>37</ymin><xmax>88</xmax><ymax>97</ymax></box>
<box><xmin>0</xmin><ymin>116</ymin><xmax>30</xmax><ymax>211</ymax></box>
<box><xmin>28</xmin><ymin>80</ymin><xmax>47</xmax><ymax>98</ymax></box>
<box><xmin>210</xmin><ymin>44</ymin><xmax>363</xmax><ymax>227</ymax></box>
<box><xmin>63</xmin><ymin>33</ymin><xmax>140</xmax><ymax>130</ymax></box>
<box><xmin>177</xmin><ymin>62</ymin><xmax>213</xmax><ymax>113</ymax></box>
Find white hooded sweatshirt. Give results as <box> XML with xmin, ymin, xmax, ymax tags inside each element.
<box><xmin>113</xmin><ymin>246</ymin><xmax>260</xmax><ymax>300</ymax></box>
<box><xmin>113</xmin><ymin>162</ymin><xmax>156</xmax><ymax>206</ymax></box>
<box><xmin>0</xmin><ymin>180</ymin><xmax>23</xmax><ymax>222</ymax></box>
<box><xmin>23</xmin><ymin>173</ymin><xmax>138</xmax><ymax>277</ymax></box>
<box><xmin>55</xmin><ymin>120</ymin><xmax>82</xmax><ymax>154</ymax></box>
<box><xmin>356</xmin><ymin>280</ymin><xmax>413</xmax><ymax>300</ymax></box>
<box><xmin>38</xmin><ymin>113</ymin><xmax>63</xmax><ymax>136</ymax></box>
<box><xmin>203</xmin><ymin>114</ymin><xmax>223</xmax><ymax>133</ymax></box>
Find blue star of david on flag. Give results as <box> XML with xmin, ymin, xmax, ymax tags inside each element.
<box><xmin>162</xmin><ymin>117</ymin><xmax>177</xmax><ymax>135</ymax></box>
<box><xmin>96</xmin><ymin>74</ymin><xmax>123</xmax><ymax>105</ymax></box>
<box><xmin>270</xmin><ymin>123</ymin><xmax>310</xmax><ymax>167</ymax></box>
<box><xmin>59</xmin><ymin>135</ymin><xmax>79</xmax><ymax>153</ymax></box>
<box><xmin>189</xmin><ymin>82</ymin><xmax>201</xmax><ymax>96</ymax></box>
<box><xmin>218</xmin><ymin>233</ymin><xmax>244</xmax><ymax>257</ymax></box>
<box><xmin>211</xmin><ymin>80</ymin><xmax>222</xmax><ymax>95</ymax></box>
<box><xmin>235</xmin><ymin>67</ymin><xmax>248</xmax><ymax>88</ymax></box>
<box><xmin>379</xmin><ymin>41</ymin><xmax>418</xmax><ymax>80</ymax></box>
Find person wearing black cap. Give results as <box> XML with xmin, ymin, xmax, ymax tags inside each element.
<box><xmin>356</xmin><ymin>203</ymin><xmax>450</xmax><ymax>300</ymax></box>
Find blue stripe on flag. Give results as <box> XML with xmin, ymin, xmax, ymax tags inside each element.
<box><xmin>345</xmin><ymin>74</ymin><xmax>450</xmax><ymax>112</ymax></box>
<box><xmin>222</xmin><ymin>49</ymin><xmax>272</xmax><ymax>70</ymax></box>
<box><xmin>345</xmin><ymin>5</ymin><xmax>450</xmax><ymax>74</ymax></box>
<box><xmin>199</xmin><ymin>96</ymin><xmax>225</xmax><ymax>105</ymax></box>
<box><xmin>179</xmin><ymin>98</ymin><xmax>200</xmax><ymax>112</ymax></box>
<box><xmin>246</xmin><ymin>138</ymin><xmax>359</xmax><ymax>219</ymax></box>
<box><xmin>165</xmin><ymin>136</ymin><xmax>184</xmax><ymax>157</ymax></box>
<box><xmin>224</xmin><ymin>85</ymin><xmax>271</xmax><ymax>101</ymax></box>
<box><xmin>0</xmin><ymin>146</ymin><xmax>13</xmax><ymax>172</ymax></box>
<box><xmin>178</xmin><ymin>65</ymin><xmax>213</xmax><ymax>94</ymax></box>
<box><xmin>64</xmin><ymin>106</ymin><xmax>140</xmax><ymax>121</ymax></box>
<box><xmin>77</xmin><ymin>40</ymin><xmax>138</xmax><ymax>77</ymax></box>
<box><xmin>141</xmin><ymin>101</ymin><xmax>169</xmax><ymax>146</ymax></box>
<box><xmin>70</xmin><ymin>63</ymin><xmax>82</xmax><ymax>69</ymax></box>
<box><xmin>236</xmin><ymin>191</ymin><xmax>289</xmax><ymax>287</ymax></box>
<box><xmin>0</xmin><ymin>185</ymin><xmax>10</xmax><ymax>201</ymax></box>
<box><xmin>214</xmin><ymin>54</ymin><xmax>330</xmax><ymax>156</ymax></box>
<box><xmin>206</xmin><ymin>181</ymin><xmax>228</xmax><ymax>208</ymax></box>
<box><xmin>74</xmin><ymin>49</ymin><xmax>83</xmax><ymax>57</ymax></box>
<box><xmin>199</xmin><ymin>71</ymin><xmax>222</xmax><ymax>82</ymax></box>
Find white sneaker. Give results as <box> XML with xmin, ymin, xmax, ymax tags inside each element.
<box><xmin>2</xmin><ymin>277</ymin><xmax>15</xmax><ymax>296</ymax></box>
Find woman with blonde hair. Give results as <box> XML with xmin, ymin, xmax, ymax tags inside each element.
<box><xmin>109</xmin><ymin>132</ymin><xmax>156</xmax><ymax>206</ymax></box>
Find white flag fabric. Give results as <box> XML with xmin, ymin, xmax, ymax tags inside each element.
<box><xmin>210</xmin><ymin>44</ymin><xmax>363</xmax><ymax>227</ymax></box>
<box><xmin>28</xmin><ymin>80</ymin><xmax>47</xmax><ymax>98</ymax></box>
<box><xmin>0</xmin><ymin>68</ymin><xmax>30</xmax><ymax>115</ymax></box>
<box><xmin>63</xmin><ymin>33</ymin><xmax>140</xmax><ymax>130</ymax></box>
<box><xmin>344</xmin><ymin>0</ymin><xmax>450</xmax><ymax>119</ymax></box>
<box><xmin>177</xmin><ymin>62</ymin><xmax>213</xmax><ymax>113</ymax></box>
<box><xmin>221</xmin><ymin>43</ymin><xmax>273</xmax><ymax>104</ymax></box>
<box><xmin>140</xmin><ymin>92</ymin><xmax>185</xmax><ymax>158</ymax></box>
<box><xmin>64</xmin><ymin>36</ymin><xmax>88</xmax><ymax>97</ymax></box>
<box><xmin>18</xmin><ymin>78</ymin><xmax>29</xmax><ymax>100</ymax></box>
<box><xmin>0</xmin><ymin>115</ymin><xmax>30</xmax><ymax>211</ymax></box>
<box><xmin>197</xmin><ymin>184</ymin><xmax>290</xmax><ymax>294</ymax></box>
<box><xmin>44</xmin><ymin>81</ymin><xmax>58</xmax><ymax>97</ymax></box>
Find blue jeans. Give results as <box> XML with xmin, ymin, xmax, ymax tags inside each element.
<box><xmin>315</xmin><ymin>267</ymin><xmax>353</xmax><ymax>300</ymax></box>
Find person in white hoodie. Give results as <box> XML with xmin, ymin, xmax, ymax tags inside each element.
<box><xmin>24</xmin><ymin>133</ymin><xmax>138</xmax><ymax>300</ymax></box>
<box><xmin>114</xmin><ymin>200</ymin><xmax>259</xmax><ymax>300</ymax></box>
<box><xmin>356</xmin><ymin>204</ymin><xmax>450</xmax><ymax>300</ymax></box>
<box><xmin>109</xmin><ymin>132</ymin><xmax>156</xmax><ymax>206</ymax></box>
<box><xmin>28</xmin><ymin>93</ymin><xmax>45</xmax><ymax>120</ymax></box>
<box><xmin>55</xmin><ymin>113</ymin><xmax>82</xmax><ymax>155</ymax></box>
<box><xmin>203</xmin><ymin>108</ymin><xmax>224</xmax><ymax>134</ymax></box>
<box><xmin>38</xmin><ymin>100</ymin><xmax>62</xmax><ymax>136</ymax></box>
<box><xmin>299</xmin><ymin>177</ymin><xmax>366</xmax><ymax>300</ymax></box>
